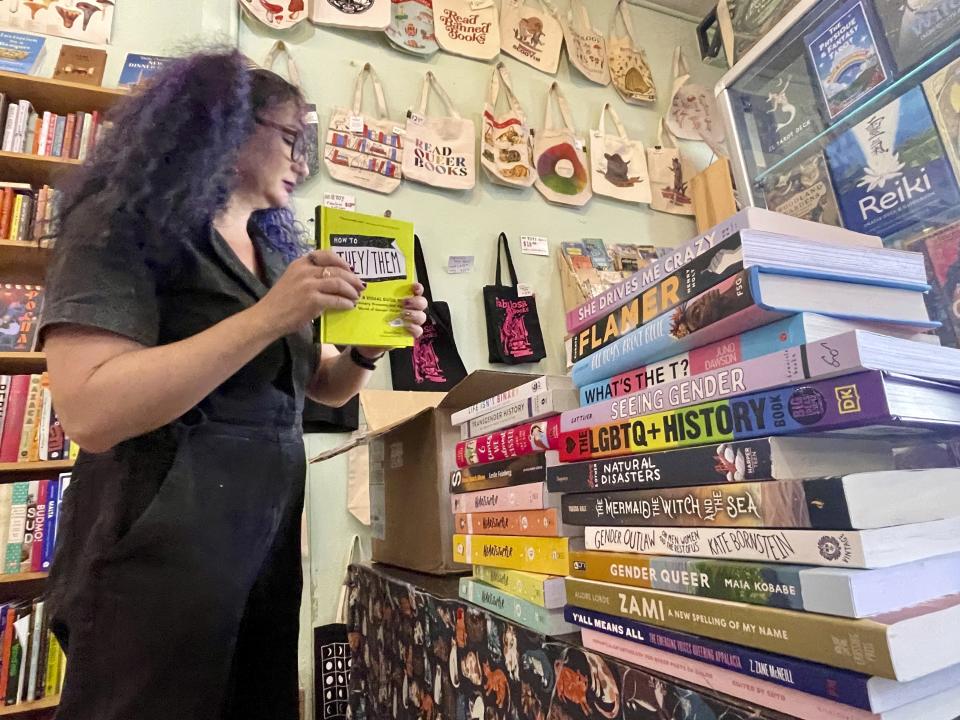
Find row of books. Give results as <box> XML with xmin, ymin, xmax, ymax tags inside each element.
<box><xmin>0</xmin><ymin>374</ymin><xmax>74</xmax><ymax>464</ymax></box>
<box><xmin>0</xmin><ymin>595</ymin><xmax>65</xmax><ymax>706</ymax></box>
<box><xmin>0</xmin><ymin>97</ymin><xmax>102</xmax><ymax>162</ymax></box>
<box><xmin>0</xmin><ymin>184</ymin><xmax>56</xmax><ymax>245</ymax></box>
<box><xmin>0</xmin><ymin>475</ymin><xmax>69</xmax><ymax>576</ymax></box>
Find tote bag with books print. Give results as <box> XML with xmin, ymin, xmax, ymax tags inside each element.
<box><xmin>647</xmin><ymin>118</ymin><xmax>695</xmax><ymax>215</ymax></box>
<box><xmin>311</xmin><ymin>0</ymin><xmax>391</xmax><ymax>29</ymax></box>
<box><xmin>385</xmin><ymin>0</ymin><xmax>439</xmax><ymax>56</ymax></box>
<box><xmin>562</xmin><ymin>0</ymin><xmax>609</xmax><ymax>85</ymax></box>
<box><xmin>433</xmin><ymin>0</ymin><xmax>500</xmax><ymax>61</ymax></box>
<box><xmin>499</xmin><ymin>0</ymin><xmax>563</xmax><ymax>75</ymax></box>
<box><xmin>481</xmin><ymin>62</ymin><xmax>535</xmax><ymax>188</ymax></box>
<box><xmin>590</xmin><ymin>102</ymin><xmax>650</xmax><ymax>204</ymax></box>
<box><xmin>608</xmin><ymin>0</ymin><xmax>656</xmax><ymax>105</ymax></box>
<box><xmin>533</xmin><ymin>82</ymin><xmax>591</xmax><ymax>207</ymax></box>
<box><xmin>401</xmin><ymin>71</ymin><xmax>476</xmax><ymax>190</ymax></box>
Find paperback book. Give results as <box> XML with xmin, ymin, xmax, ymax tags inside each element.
<box><xmin>761</xmin><ymin>151</ymin><xmax>843</xmax><ymax>226</ymax></box>
<box><xmin>118</xmin><ymin>53</ymin><xmax>172</xmax><ymax>89</ymax></box>
<box><xmin>471</xmin><ymin>565</ymin><xmax>566</xmax><ymax>608</ymax></box>
<box><xmin>874</xmin><ymin>0</ymin><xmax>960</xmax><ymax>71</ymax></box>
<box><xmin>0</xmin><ymin>32</ymin><xmax>44</xmax><ymax>75</ymax></box>
<box><xmin>459</xmin><ymin>578</ymin><xmax>576</xmax><ymax>636</ymax></box>
<box><xmin>0</xmin><ymin>286</ymin><xmax>42</xmax><ymax>352</ymax></box>
<box><xmin>449</xmin><ymin>453</ymin><xmax>548</xmax><ymax>495</ymax></box>
<box><xmin>451</xmin><ymin>533</ymin><xmax>582</xmax><ymax>575</ymax></box>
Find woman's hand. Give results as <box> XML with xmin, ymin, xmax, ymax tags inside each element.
<box><xmin>252</xmin><ymin>250</ymin><xmax>365</xmax><ymax>338</ymax></box>
<box><xmin>355</xmin><ymin>282</ymin><xmax>428</xmax><ymax>358</ymax></box>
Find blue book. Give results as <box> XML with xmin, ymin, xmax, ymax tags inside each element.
<box><xmin>874</xmin><ymin>0</ymin><xmax>960</xmax><ymax>72</ymax></box>
<box><xmin>51</xmin><ymin>115</ymin><xmax>66</xmax><ymax>158</ymax></box>
<box><xmin>826</xmin><ymin>85</ymin><xmax>960</xmax><ymax>241</ymax></box>
<box><xmin>40</xmin><ymin>477</ymin><xmax>58</xmax><ymax>571</ymax></box>
<box><xmin>118</xmin><ymin>53</ymin><xmax>172</xmax><ymax>89</ymax></box>
<box><xmin>0</xmin><ymin>32</ymin><xmax>44</xmax><ymax>75</ymax></box>
<box><xmin>459</xmin><ymin>578</ymin><xmax>575</xmax><ymax>636</ymax></box>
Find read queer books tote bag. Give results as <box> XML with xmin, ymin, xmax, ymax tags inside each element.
<box><xmin>562</xmin><ymin>0</ymin><xmax>609</xmax><ymax>85</ymax></box>
<box><xmin>385</xmin><ymin>0</ymin><xmax>439</xmax><ymax>55</ymax></box>
<box><xmin>433</xmin><ymin>0</ymin><xmax>500</xmax><ymax>60</ymax></box>
<box><xmin>312</xmin><ymin>0</ymin><xmax>391</xmax><ymax>29</ymax></box>
<box><xmin>499</xmin><ymin>0</ymin><xmax>563</xmax><ymax>74</ymax></box>
<box><xmin>533</xmin><ymin>82</ymin><xmax>591</xmax><ymax>207</ymax></box>
<box><xmin>402</xmin><ymin>71</ymin><xmax>476</xmax><ymax>190</ymax></box>
<box><xmin>324</xmin><ymin>63</ymin><xmax>403</xmax><ymax>194</ymax></box>
<box><xmin>481</xmin><ymin>62</ymin><xmax>535</xmax><ymax>188</ymax></box>
<box><xmin>590</xmin><ymin>102</ymin><xmax>651</xmax><ymax>204</ymax></box>
<box><xmin>608</xmin><ymin>0</ymin><xmax>656</xmax><ymax>104</ymax></box>
<box><xmin>483</xmin><ymin>233</ymin><xmax>546</xmax><ymax>364</ymax></box>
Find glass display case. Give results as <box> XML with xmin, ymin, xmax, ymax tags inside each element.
<box><xmin>715</xmin><ymin>0</ymin><xmax>960</xmax><ymax>345</ymax></box>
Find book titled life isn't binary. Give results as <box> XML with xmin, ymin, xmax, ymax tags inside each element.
<box><xmin>317</xmin><ymin>207</ymin><xmax>415</xmax><ymax>348</ymax></box>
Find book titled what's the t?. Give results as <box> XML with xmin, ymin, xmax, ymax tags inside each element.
<box><xmin>317</xmin><ymin>207</ymin><xmax>415</xmax><ymax>348</ymax></box>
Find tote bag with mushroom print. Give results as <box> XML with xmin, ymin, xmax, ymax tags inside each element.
<box><xmin>237</xmin><ymin>0</ymin><xmax>308</xmax><ymax>29</ymax></box>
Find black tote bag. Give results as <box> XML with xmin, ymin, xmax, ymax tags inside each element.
<box><xmin>483</xmin><ymin>232</ymin><xmax>547</xmax><ymax>364</ymax></box>
<box><xmin>390</xmin><ymin>236</ymin><xmax>468</xmax><ymax>391</ymax></box>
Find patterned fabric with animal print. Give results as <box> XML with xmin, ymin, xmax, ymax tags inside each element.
<box><xmin>589</xmin><ymin>102</ymin><xmax>651</xmax><ymax>204</ymax></box>
<box><xmin>500</xmin><ymin>0</ymin><xmax>563</xmax><ymax>74</ymax></box>
<box><xmin>481</xmin><ymin>62</ymin><xmax>536</xmax><ymax>188</ymax></box>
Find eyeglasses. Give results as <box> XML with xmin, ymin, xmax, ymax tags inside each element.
<box><xmin>255</xmin><ymin>117</ymin><xmax>308</xmax><ymax>164</ymax></box>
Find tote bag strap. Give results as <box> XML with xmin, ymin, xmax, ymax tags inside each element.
<box><xmin>263</xmin><ymin>40</ymin><xmax>302</xmax><ymax>88</ymax></box>
<box><xmin>413</xmin><ymin>235</ymin><xmax>434</xmax><ymax>304</ymax></box>
<box><xmin>352</xmin><ymin>63</ymin><xmax>390</xmax><ymax>119</ymax></box>
<box><xmin>569</xmin><ymin>0</ymin><xmax>590</xmax><ymax>32</ymax></box>
<box><xmin>334</xmin><ymin>535</ymin><xmax>363</xmax><ymax>624</ymax></box>
<box><xmin>417</xmin><ymin>71</ymin><xmax>462</xmax><ymax>120</ymax></box>
<box><xmin>598</xmin><ymin>102</ymin><xmax>629</xmax><ymax>140</ymax></box>
<box><xmin>543</xmin><ymin>82</ymin><xmax>576</xmax><ymax>132</ymax></box>
<box><xmin>494</xmin><ymin>232</ymin><xmax>520</xmax><ymax>288</ymax></box>
<box><xmin>488</xmin><ymin>62</ymin><xmax>524</xmax><ymax>115</ymax></box>
<box><xmin>613</xmin><ymin>0</ymin><xmax>639</xmax><ymax>45</ymax></box>
<box><xmin>672</xmin><ymin>46</ymin><xmax>690</xmax><ymax>82</ymax></box>
<box><xmin>656</xmin><ymin>116</ymin><xmax>678</xmax><ymax>149</ymax></box>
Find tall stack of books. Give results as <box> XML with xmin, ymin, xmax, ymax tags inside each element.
<box><xmin>551</xmin><ymin>208</ymin><xmax>960</xmax><ymax>718</ymax></box>
<box><xmin>0</xmin><ymin>593</ymin><xmax>66</xmax><ymax>706</ymax></box>
<box><xmin>448</xmin><ymin>376</ymin><xmax>583</xmax><ymax>636</ymax></box>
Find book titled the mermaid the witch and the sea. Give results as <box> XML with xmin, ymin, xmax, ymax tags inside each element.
<box><xmin>317</xmin><ymin>207</ymin><xmax>415</xmax><ymax>348</ymax></box>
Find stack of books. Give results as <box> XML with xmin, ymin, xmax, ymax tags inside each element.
<box><xmin>448</xmin><ymin>376</ymin><xmax>582</xmax><ymax>636</ymax></box>
<box><xmin>0</xmin><ymin>183</ymin><xmax>57</xmax><ymax>245</ymax></box>
<box><xmin>0</xmin><ymin>96</ymin><xmax>102</xmax><ymax>162</ymax></box>
<box><xmin>552</xmin><ymin>208</ymin><xmax>960</xmax><ymax>718</ymax></box>
<box><xmin>0</xmin><ymin>374</ymin><xmax>75</xmax><ymax>464</ymax></box>
<box><xmin>0</xmin><ymin>594</ymin><xmax>66</xmax><ymax>706</ymax></box>
<box><xmin>0</xmin><ymin>474</ymin><xmax>70</xmax><ymax>576</ymax></box>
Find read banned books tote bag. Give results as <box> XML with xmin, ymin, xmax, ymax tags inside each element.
<box><xmin>402</xmin><ymin>71</ymin><xmax>476</xmax><ymax>191</ymax></box>
<box><xmin>433</xmin><ymin>0</ymin><xmax>500</xmax><ymax>61</ymax></box>
<box><xmin>562</xmin><ymin>0</ymin><xmax>609</xmax><ymax>85</ymax></box>
<box><xmin>324</xmin><ymin>63</ymin><xmax>403</xmax><ymax>194</ymax></box>
<box><xmin>609</xmin><ymin>0</ymin><xmax>656</xmax><ymax>104</ymax></box>
<box><xmin>533</xmin><ymin>82</ymin><xmax>591</xmax><ymax>207</ymax></box>
<box><xmin>483</xmin><ymin>233</ymin><xmax>546</xmax><ymax>364</ymax></box>
<box><xmin>500</xmin><ymin>0</ymin><xmax>563</xmax><ymax>75</ymax></box>
<box><xmin>590</xmin><ymin>102</ymin><xmax>651</xmax><ymax>204</ymax></box>
<box><xmin>312</xmin><ymin>0</ymin><xmax>391</xmax><ymax>29</ymax></box>
<box><xmin>481</xmin><ymin>62</ymin><xmax>535</xmax><ymax>188</ymax></box>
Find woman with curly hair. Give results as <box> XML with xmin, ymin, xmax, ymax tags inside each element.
<box><xmin>37</xmin><ymin>49</ymin><xmax>427</xmax><ymax>719</ymax></box>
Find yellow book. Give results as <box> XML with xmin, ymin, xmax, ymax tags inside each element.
<box><xmin>452</xmin><ymin>534</ymin><xmax>582</xmax><ymax>576</ymax></box>
<box><xmin>317</xmin><ymin>207</ymin><xmax>414</xmax><ymax>348</ymax></box>
<box><xmin>8</xmin><ymin>194</ymin><xmax>22</xmax><ymax>243</ymax></box>
<box><xmin>471</xmin><ymin>565</ymin><xmax>566</xmax><ymax>608</ymax></box>
<box><xmin>17</xmin><ymin>374</ymin><xmax>41</xmax><ymax>462</ymax></box>
<box><xmin>44</xmin><ymin>631</ymin><xmax>59</xmax><ymax>697</ymax></box>
<box><xmin>28</xmin><ymin>372</ymin><xmax>49</xmax><ymax>462</ymax></box>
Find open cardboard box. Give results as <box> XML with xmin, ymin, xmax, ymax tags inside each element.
<box><xmin>310</xmin><ymin>370</ymin><xmax>544</xmax><ymax>575</ymax></box>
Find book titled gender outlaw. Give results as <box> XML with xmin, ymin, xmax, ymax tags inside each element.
<box><xmin>318</xmin><ymin>207</ymin><xmax>415</xmax><ymax>348</ymax></box>
<box><xmin>827</xmin><ymin>85</ymin><xmax>960</xmax><ymax>240</ymax></box>
<box><xmin>804</xmin><ymin>0</ymin><xmax>892</xmax><ymax>120</ymax></box>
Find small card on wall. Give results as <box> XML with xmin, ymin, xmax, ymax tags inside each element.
<box><xmin>520</xmin><ymin>235</ymin><xmax>549</xmax><ymax>256</ymax></box>
<box><xmin>447</xmin><ymin>256</ymin><xmax>475</xmax><ymax>274</ymax></box>
<box><xmin>517</xmin><ymin>283</ymin><xmax>534</xmax><ymax>297</ymax></box>
<box><xmin>323</xmin><ymin>192</ymin><xmax>357</xmax><ymax>211</ymax></box>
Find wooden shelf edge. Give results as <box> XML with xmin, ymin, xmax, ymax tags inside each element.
<box><xmin>0</xmin><ymin>151</ymin><xmax>81</xmax><ymax>168</ymax></box>
<box><xmin>0</xmin><ymin>572</ymin><xmax>47</xmax><ymax>585</ymax></box>
<box><xmin>0</xmin><ymin>69</ymin><xmax>126</xmax><ymax>97</ymax></box>
<box><xmin>0</xmin><ymin>461</ymin><xmax>73</xmax><ymax>473</ymax></box>
<box><xmin>0</xmin><ymin>694</ymin><xmax>59</xmax><ymax>715</ymax></box>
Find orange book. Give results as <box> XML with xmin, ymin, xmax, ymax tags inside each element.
<box><xmin>30</xmin><ymin>117</ymin><xmax>41</xmax><ymax>155</ymax></box>
<box><xmin>0</xmin><ymin>188</ymin><xmax>13</xmax><ymax>240</ymax></box>
<box><xmin>61</xmin><ymin>113</ymin><xmax>76</xmax><ymax>160</ymax></box>
<box><xmin>454</xmin><ymin>508</ymin><xmax>577</xmax><ymax>537</ymax></box>
<box><xmin>0</xmin><ymin>605</ymin><xmax>16</xmax><ymax>699</ymax></box>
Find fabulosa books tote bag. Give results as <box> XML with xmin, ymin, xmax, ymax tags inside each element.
<box><xmin>385</xmin><ymin>0</ymin><xmax>439</xmax><ymax>55</ymax></box>
<box><xmin>324</xmin><ymin>63</ymin><xmax>403</xmax><ymax>194</ymax></box>
<box><xmin>483</xmin><ymin>233</ymin><xmax>546</xmax><ymax>364</ymax></box>
<box><xmin>401</xmin><ymin>71</ymin><xmax>476</xmax><ymax>191</ymax></box>
<box><xmin>311</xmin><ymin>0</ymin><xmax>391</xmax><ymax>29</ymax></box>
<box><xmin>237</xmin><ymin>0</ymin><xmax>307</xmax><ymax>29</ymax></box>
<box><xmin>390</xmin><ymin>236</ymin><xmax>468</xmax><ymax>391</ymax></box>
<box><xmin>647</xmin><ymin>118</ymin><xmax>696</xmax><ymax>215</ymax></box>
<box><xmin>608</xmin><ymin>0</ymin><xmax>656</xmax><ymax>105</ymax></box>
<box><xmin>533</xmin><ymin>82</ymin><xmax>591</xmax><ymax>207</ymax></box>
<box><xmin>499</xmin><ymin>0</ymin><xmax>563</xmax><ymax>75</ymax></box>
<box><xmin>590</xmin><ymin>102</ymin><xmax>651</xmax><ymax>204</ymax></box>
<box><xmin>433</xmin><ymin>0</ymin><xmax>500</xmax><ymax>61</ymax></box>
<box><xmin>562</xmin><ymin>0</ymin><xmax>609</xmax><ymax>86</ymax></box>
<box><xmin>481</xmin><ymin>62</ymin><xmax>535</xmax><ymax>188</ymax></box>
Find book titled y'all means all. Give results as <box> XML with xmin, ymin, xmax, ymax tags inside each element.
<box><xmin>318</xmin><ymin>207</ymin><xmax>415</xmax><ymax>348</ymax></box>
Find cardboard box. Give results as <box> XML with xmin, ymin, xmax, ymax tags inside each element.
<box><xmin>311</xmin><ymin>370</ymin><xmax>543</xmax><ymax>575</ymax></box>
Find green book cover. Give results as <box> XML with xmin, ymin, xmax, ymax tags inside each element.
<box><xmin>318</xmin><ymin>207</ymin><xmax>415</xmax><ymax>348</ymax></box>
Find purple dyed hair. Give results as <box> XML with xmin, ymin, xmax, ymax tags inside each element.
<box><xmin>54</xmin><ymin>48</ymin><xmax>309</xmax><ymax>265</ymax></box>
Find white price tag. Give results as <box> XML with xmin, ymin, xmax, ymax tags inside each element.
<box><xmin>408</xmin><ymin>111</ymin><xmax>426</xmax><ymax>126</ymax></box>
<box><xmin>348</xmin><ymin>114</ymin><xmax>364</xmax><ymax>132</ymax></box>
<box><xmin>392</xmin><ymin>125</ymin><xmax>406</xmax><ymax>136</ymax></box>
<box><xmin>517</xmin><ymin>283</ymin><xmax>534</xmax><ymax>297</ymax></box>
<box><xmin>322</xmin><ymin>192</ymin><xmax>357</xmax><ymax>211</ymax></box>
<box><xmin>520</xmin><ymin>235</ymin><xmax>549</xmax><ymax>256</ymax></box>
<box><xmin>446</xmin><ymin>255</ymin><xmax>475</xmax><ymax>274</ymax></box>
<box><xmin>304</xmin><ymin>110</ymin><xmax>319</xmax><ymax>125</ymax></box>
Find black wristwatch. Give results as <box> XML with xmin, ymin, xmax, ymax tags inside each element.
<box><xmin>349</xmin><ymin>346</ymin><xmax>384</xmax><ymax>371</ymax></box>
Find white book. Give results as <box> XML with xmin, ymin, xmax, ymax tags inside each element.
<box><xmin>37</xmin><ymin>387</ymin><xmax>50</xmax><ymax>462</ymax></box>
<box><xmin>26</xmin><ymin>600</ymin><xmax>42</xmax><ymax>701</ymax></box>
<box><xmin>461</xmin><ymin>389</ymin><xmax>580</xmax><ymax>439</ymax></box>
<box><xmin>13</xmin><ymin>100</ymin><xmax>31</xmax><ymax>153</ymax></box>
<box><xmin>450</xmin><ymin>375</ymin><xmax>573</xmax><ymax>426</ymax></box>
<box><xmin>37</xmin><ymin>112</ymin><xmax>51</xmax><ymax>156</ymax></box>
<box><xmin>2</xmin><ymin>104</ymin><xmax>20</xmax><ymax>152</ymax></box>
<box><xmin>78</xmin><ymin>112</ymin><xmax>92</xmax><ymax>161</ymax></box>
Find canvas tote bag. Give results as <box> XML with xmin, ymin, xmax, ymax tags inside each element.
<box><xmin>647</xmin><ymin>118</ymin><xmax>696</xmax><ymax>215</ymax></box>
<box><xmin>385</xmin><ymin>0</ymin><xmax>439</xmax><ymax>56</ymax></box>
<box><xmin>261</xmin><ymin>42</ymin><xmax>321</xmax><ymax>179</ymax></box>
<box><xmin>481</xmin><ymin>62</ymin><xmax>535</xmax><ymax>188</ymax></box>
<box><xmin>483</xmin><ymin>233</ymin><xmax>547</xmax><ymax>364</ymax></box>
<box><xmin>562</xmin><ymin>0</ymin><xmax>609</xmax><ymax>86</ymax></box>
<box><xmin>401</xmin><ymin>71</ymin><xmax>476</xmax><ymax>190</ymax></box>
<box><xmin>590</xmin><ymin>102</ymin><xmax>651</xmax><ymax>204</ymax></box>
<box><xmin>533</xmin><ymin>82</ymin><xmax>591</xmax><ymax>207</ymax></box>
<box><xmin>608</xmin><ymin>0</ymin><xmax>656</xmax><ymax>105</ymax></box>
<box><xmin>666</xmin><ymin>45</ymin><xmax>725</xmax><ymax>147</ymax></box>
<box><xmin>324</xmin><ymin>63</ymin><xmax>403</xmax><ymax>194</ymax></box>
<box><xmin>499</xmin><ymin>0</ymin><xmax>563</xmax><ymax>75</ymax></box>
<box><xmin>433</xmin><ymin>0</ymin><xmax>500</xmax><ymax>61</ymax></box>
<box><xmin>237</xmin><ymin>0</ymin><xmax>307</xmax><ymax>29</ymax></box>
<box><xmin>311</xmin><ymin>0</ymin><xmax>391</xmax><ymax>29</ymax></box>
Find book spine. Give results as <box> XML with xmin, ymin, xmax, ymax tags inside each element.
<box><xmin>464</xmin><ymin>390</ymin><xmax>578</xmax><ymax>439</ymax></box>
<box><xmin>8</xmin><ymin>196</ymin><xmax>22</xmax><ymax>245</ymax></box>
<box><xmin>30</xmin><ymin>188</ymin><xmax>43</xmax><ymax>243</ymax></box>
<box><xmin>0</xmin><ymin>606</ymin><xmax>13</xmax><ymax>699</ymax></box>
<box><xmin>28</xmin><ymin>481</ymin><xmax>46</xmax><ymax>573</ymax></box>
<box><xmin>36</xmin><ymin>113</ymin><xmax>50</xmax><ymax>156</ymax></box>
<box><xmin>569</xmin><ymin>550</ymin><xmax>806</xmax><ymax>610</ymax></box>
<box><xmin>4</xmin><ymin>608</ymin><xmax>25</xmax><ymax>704</ymax></box>
<box><xmin>14</xmin><ymin>605</ymin><xmax>30</xmax><ymax>703</ymax></box>
<box><xmin>51</xmin><ymin>116</ymin><xmax>65</xmax><ymax>158</ymax></box>
<box><xmin>42</xmin><ymin>632</ymin><xmax>56</xmax><ymax>698</ymax></box>
<box><xmin>19</xmin><ymin>481</ymin><xmax>37</xmax><ymax>573</ymax></box>
<box><xmin>565</xmin><ymin>576</ymin><xmax>896</xmax><ymax>678</ymax></box>
<box><xmin>2</xmin><ymin>484</ymin><xmax>27</xmax><ymax>574</ymax></box>
<box><xmin>456</xmin><ymin>416</ymin><xmax>560</xmax><ymax>468</ymax></box>
<box><xmin>69</xmin><ymin>113</ymin><xmax>84</xmax><ymax>160</ymax></box>
<box><xmin>37</xmin><ymin>383</ymin><xmax>50</xmax><ymax>462</ymax></box>
<box><xmin>30</xmin><ymin>117</ymin><xmax>40</xmax><ymax>155</ymax></box>
<box><xmin>17</xmin><ymin>376</ymin><xmax>41</xmax><ymax>462</ymax></box>
<box><xmin>14</xmin><ymin>102</ymin><xmax>30</xmax><ymax>153</ymax></box>
<box><xmin>455</xmin><ymin>508</ymin><xmax>575</xmax><ymax>537</ymax></box>
<box><xmin>88</xmin><ymin>110</ymin><xmax>101</xmax><ymax>155</ymax></box>
<box><xmin>580</xmin><ymin>627</ymin><xmax>873</xmax><ymax>720</ymax></box>
<box><xmin>0</xmin><ymin>189</ymin><xmax>13</xmax><ymax>239</ymax></box>
<box><xmin>459</xmin><ymin>578</ymin><xmax>575</xmax><ymax>635</ymax></box>
<box><xmin>0</xmin><ymin>376</ymin><xmax>10</xmax><ymax>441</ymax></box>
<box><xmin>22</xmin><ymin>112</ymin><xmax>35</xmax><ymax>155</ymax></box>
<box><xmin>569</xmin><ymin>234</ymin><xmax>746</xmax><ymax>364</ymax></box>
<box><xmin>78</xmin><ymin>113</ymin><xmax>92</xmax><ymax>161</ymax></box>
<box><xmin>25</xmin><ymin>601</ymin><xmax>40</xmax><ymax>702</ymax></box>
<box><xmin>450</xmin><ymin>453</ymin><xmax>548</xmax><ymax>494</ymax></box>
<box><xmin>33</xmin><ymin>606</ymin><xmax>47</xmax><ymax>700</ymax></box>
<box><xmin>15</xmin><ymin>194</ymin><xmax>30</xmax><ymax>243</ymax></box>
<box><xmin>43</xmin><ymin>117</ymin><xmax>56</xmax><ymax>159</ymax></box>
<box><xmin>450</xmin><ymin>376</ymin><xmax>553</xmax><ymax>425</ymax></box>
<box><xmin>452</xmin><ymin>534</ymin><xmax>574</xmax><ymax>575</ymax></box>
<box><xmin>0</xmin><ymin>377</ymin><xmax>30</xmax><ymax>462</ymax></box>
<box><xmin>2</xmin><ymin>106</ymin><xmax>19</xmax><ymax>153</ymax></box>
<box><xmin>40</xmin><ymin>478</ymin><xmax>57</xmax><ymax>571</ymax></box>
<box><xmin>61</xmin><ymin>113</ymin><xmax>76</xmax><ymax>160</ymax></box>
<box><xmin>471</xmin><ymin>565</ymin><xmax>564</xmax><ymax>608</ymax></box>
<box><xmin>559</xmin><ymin>371</ymin><xmax>892</xmax><ymax>463</ymax></box>
<box><xmin>451</xmin><ymin>482</ymin><xmax>556</xmax><ymax>514</ymax></box>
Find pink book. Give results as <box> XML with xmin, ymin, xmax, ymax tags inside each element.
<box><xmin>30</xmin><ymin>480</ymin><xmax>47</xmax><ymax>572</ymax></box>
<box><xmin>450</xmin><ymin>481</ymin><xmax>561</xmax><ymax>515</ymax></box>
<box><xmin>455</xmin><ymin>416</ymin><xmax>560</xmax><ymax>468</ymax></box>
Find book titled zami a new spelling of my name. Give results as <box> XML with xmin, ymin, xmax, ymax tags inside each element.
<box><xmin>318</xmin><ymin>207</ymin><xmax>415</xmax><ymax>348</ymax></box>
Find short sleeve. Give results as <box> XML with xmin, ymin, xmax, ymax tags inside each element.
<box><xmin>39</xmin><ymin>231</ymin><xmax>159</xmax><ymax>348</ymax></box>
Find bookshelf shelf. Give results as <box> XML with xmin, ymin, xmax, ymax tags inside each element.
<box><xmin>0</xmin><ymin>243</ymin><xmax>51</xmax><ymax>285</ymax></box>
<box><xmin>0</xmin><ymin>71</ymin><xmax>125</xmax><ymax>116</ymax></box>
<box><xmin>0</xmin><ymin>152</ymin><xmax>79</xmax><ymax>188</ymax></box>
<box><xmin>0</xmin><ymin>461</ymin><xmax>72</xmax><ymax>476</ymax></box>
<box><xmin>0</xmin><ymin>694</ymin><xmax>59</xmax><ymax>716</ymax></box>
<box><xmin>0</xmin><ymin>572</ymin><xmax>47</xmax><ymax>585</ymax></box>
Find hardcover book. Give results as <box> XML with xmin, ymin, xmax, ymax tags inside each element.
<box><xmin>826</xmin><ymin>85</ymin><xmax>960</xmax><ymax>240</ymax></box>
<box><xmin>53</xmin><ymin>45</ymin><xmax>106</xmax><ymax>86</ymax></box>
<box><xmin>761</xmin><ymin>152</ymin><xmax>843</xmax><ymax>226</ymax></box>
<box><xmin>0</xmin><ymin>285</ymin><xmax>42</xmax><ymax>352</ymax></box>
<box><xmin>318</xmin><ymin>207</ymin><xmax>415</xmax><ymax>348</ymax></box>
<box><xmin>118</xmin><ymin>53</ymin><xmax>172</xmax><ymax>89</ymax></box>
<box><xmin>0</xmin><ymin>32</ymin><xmax>44</xmax><ymax>75</ymax></box>
<box><xmin>922</xmin><ymin>56</ymin><xmax>960</xmax><ymax>183</ymax></box>
<box><xmin>874</xmin><ymin>0</ymin><xmax>960</xmax><ymax>71</ymax></box>
<box><xmin>449</xmin><ymin>453</ymin><xmax>548</xmax><ymax>494</ymax></box>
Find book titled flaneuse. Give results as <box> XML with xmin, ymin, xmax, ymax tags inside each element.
<box><xmin>317</xmin><ymin>207</ymin><xmax>415</xmax><ymax>348</ymax></box>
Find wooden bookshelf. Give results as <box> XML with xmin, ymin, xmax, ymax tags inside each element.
<box><xmin>0</xmin><ymin>354</ymin><xmax>46</xmax><ymax>375</ymax></box>
<box><xmin>0</xmin><ymin>71</ymin><xmax>125</xmax><ymax>116</ymax></box>
<box><xmin>0</xmin><ymin>461</ymin><xmax>73</xmax><ymax>479</ymax></box>
<box><xmin>0</xmin><ymin>694</ymin><xmax>59</xmax><ymax>716</ymax></box>
<box><xmin>0</xmin><ymin>572</ymin><xmax>47</xmax><ymax>585</ymax></box>
<box><xmin>0</xmin><ymin>152</ymin><xmax>79</xmax><ymax>188</ymax></box>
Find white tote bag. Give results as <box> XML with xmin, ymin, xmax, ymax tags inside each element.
<box><xmin>385</xmin><ymin>0</ymin><xmax>439</xmax><ymax>56</ymax></box>
<box><xmin>533</xmin><ymin>82</ymin><xmax>591</xmax><ymax>207</ymax></box>
<box><xmin>647</xmin><ymin>118</ymin><xmax>696</xmax><ymax>215</ymax></box>
<box><xmin>402</xmin><ymin>71</ymin><xmax>476</xmax><ymax>191</ymax></box>
<box><xmin>481</xmin><ymin>62</ymin><xmax>535</xmax><ymax>188</ymax></box>
<box><xmin>590</xmin><ymin>103</ymin><xmax>650</xmax><ymax>204</ymax></box>
<box><xmin>499</xmin><ymin>0</ymin><xmax>563</xmax><ymax>75</ymax></box>
<box><xmin>311</xmin><ymin>0</ymin><xmax>391</xmax><ymax>30</ymax></box>
<box><xmin>433</xmin><ymin>0</ymin><xmax>500</xmax><ymax>61</ymax></box>
<box><xmin>608</xmin><ymin>0</ymin><xmax>656</xmax><ymax>105</ymax></box>
<box><xmin>324</xmin><ymin>63</ymin><xmax>403</xmax><ymax>194</ymax></box>
<box><xmin>666</xmin><ymin>46</ymin><xmax>725</xmax><ymax>146</ymax></box>
<box><xmin>562</xmin><ymin>0</ymin><xmax>609</xmax><ymax>86</ymax></box>
<box><xmin>237</xmin><ymin>0</ymin><xmax>307</xmax><ymax>29</ymax></box>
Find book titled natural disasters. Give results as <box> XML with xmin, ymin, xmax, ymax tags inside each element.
<box><xmin>318</xmin><ymin>207</ymin><xmax>415</xmax><ymax>348</ymax></box>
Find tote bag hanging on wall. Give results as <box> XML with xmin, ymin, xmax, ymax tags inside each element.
<box><xmin>324</xmin><ymin>63</ymin><xmax>403</xmax><ymax>194</ymax></box>
<box><xmin>385</xmin><ymin>0</ymin><xmax>439</xmax><ymax>56</ymax></box>
<box><xmin>433</xmin><ymin>0</ymin><xmax>500</xmax><ymax>61</ymax></box>
<box><xmin>666</xmin><ymin>46</ymin><xmax>725</xmax><ymax>147</ymax></box>
<box><xmin>390</xmin><ymin>236</ymin><xmax>468</xmax><ymax>391</ymax></box>
<box><xmin>483</xmin><ymin>233</ymin><xmax>546</xmax><ymax>364</ymax></box>
<box><xmin>481</xmin><ymin>62</ymin><xmax>535</xmax><ymax>188</ymax></box>
<box><xmin>261</xmin><ymin>42</ymin><xmax>321</xmax><ymax>178</ymax></box>
<box><xmin>533</xmin><ymin>82</ymin><xmax>591</xmax><ymax>207</ymax></box>
<box><xmin>238</xmin><ymin>0</ymin><xmax>307</xmax><ymax>29</ymax></box>
<box><xmin>590</xmin><ymin>103</ymin><xmax>651</xmax><ymax>204</ymax></box>
<box><xmin>311</xmin><ymin>0</ymin><xmax>391</xmax><ymax>29</ymax></box>
<box><xmin>608</xmin><ymin>0</ymin><xmax>656</xmax><ymax>105</ymax></box>
<box><xmin>402</xmin><ymin>71</ymin><xmax>476</xmax><ymax>190</ymax></box>
<box><xmin>499</xmin><ymin>0</ymin><xmax>563</xmax><ymax>75</ymax></box>
<box><xmin>562</xmin><ymin>0</ymin><xmax>609</xmax><ymax>86</ymax></box>
<box><xmin>647</xmin><ymin>118</ymin><xmax>696</xmax><ymax>215</ymax></box>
